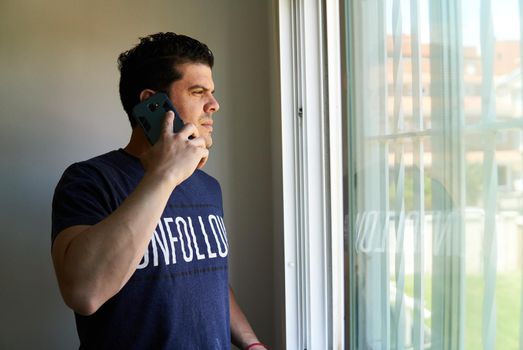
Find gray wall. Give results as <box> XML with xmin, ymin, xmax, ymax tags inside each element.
<box><xmin>0</xmin><ymin>1</ymin><xmax>282</xmax><ymax>348</ymax></box>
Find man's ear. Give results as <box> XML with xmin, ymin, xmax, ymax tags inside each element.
<box><xmin>138</xmin><ymin>89</ymin><xmax>156</xmax><ymax>102</ymax></box>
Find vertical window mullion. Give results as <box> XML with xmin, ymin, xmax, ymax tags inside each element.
<box><xmin>428</xmin><ymin>0</ymin><xmax>465</xmax><ymax>348</ymax></box>
<box><xmin>347</xmin><ymin>0</ymin><xmax>390</xmax><ymax>348</ymax></box>
<box><xmin>391</xmin><ymin>0</ymin><xmax>407</xmax><ymax>348</ymax></box>
<box><xmin>410</xmin><ymin>0</ymin><xmax>426</xmax><ymax>349</ymax></box>
<box><xmin>479</xmin><ymin>1</ymin><xmax>498</xmax><ymax>349</ymax></box>
<box><xmin>325</xmin><ymin>0</ymin><xmax>345</xmax><ymax>345</ymax></box>
<box><xmin>519</xmin><ymin>2</ymin><xmax>523</xmax><ymax>348</ymax></box>
<box><xmin>379</xmin><ymin>1</ymin><xmax>392</xmax><ymax>348</ymax></box>
<box><xmin>381</xmin><ymin>140</ymin><xmax>392</xmax><ymax>350</ymax></box>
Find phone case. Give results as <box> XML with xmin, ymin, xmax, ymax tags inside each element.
<box><xmin>132</xmin><ymin>92</ymin><xmax>185</xmax><ymax>145</ymax></box>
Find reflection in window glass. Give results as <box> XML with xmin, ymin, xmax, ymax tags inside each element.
<box><xmin>344</xmin><ymin>0</ymin><xmax>523</xmax><ymax>349</ymax></box>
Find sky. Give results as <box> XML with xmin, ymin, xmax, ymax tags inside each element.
<box><xmin>386</xmin><ymin>0</ymin><xmax>521</xmax><ymax>46</ymax></box>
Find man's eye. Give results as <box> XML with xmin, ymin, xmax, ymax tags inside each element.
<box><xmin>192</xmin><ymin>90</ymin><xmax>204</xmax><ymax>95</ymax></box>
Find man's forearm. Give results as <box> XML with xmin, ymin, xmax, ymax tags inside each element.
<box><xmin>229</xmin><ymin>287</ymin><xmax>267</xmax><ymax>349</ymax></box>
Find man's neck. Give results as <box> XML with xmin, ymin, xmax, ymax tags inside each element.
<box><xmin>123</xmin><ymin>127</ymin><xmax>150</xmax><ymax>158</ymax></box>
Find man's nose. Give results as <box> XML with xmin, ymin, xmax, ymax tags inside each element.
<box><xmin>205</xmin><ymin>94</ymin><xmax>220</xmax><ymax>113</ymax></box>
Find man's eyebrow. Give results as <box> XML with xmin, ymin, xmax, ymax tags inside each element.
<box><xmin>188</xmin><ymin>85</ymin><xmax>215</xmax><ymax>93</ymax></box>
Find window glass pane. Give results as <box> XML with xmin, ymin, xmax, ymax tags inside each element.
<box><xmin>463</xmin><ymin>127</ymin><xmax>523</xmax><ymax>349</ymax></box>
<box><xmin>344</xmin><ymin>0</ymin><xmax>523</xmax><ymax>349</ymax></box>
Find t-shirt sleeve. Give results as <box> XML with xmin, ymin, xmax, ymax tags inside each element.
<box><xmin>51</xmin><ymin>163</ymin><xmax>114</xmax><ymax>243</ymax></box>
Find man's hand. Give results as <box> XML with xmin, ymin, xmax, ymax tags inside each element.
<box><xmin>141</xmin><ymin>111</ymin><xmax>209</xmax><ymax>189</ymax></box>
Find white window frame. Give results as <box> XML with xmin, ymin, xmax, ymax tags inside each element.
<box><xmin>278</xmin><ymin>0</ymin><xmax>344</xmax><ymax>348</ymax></box>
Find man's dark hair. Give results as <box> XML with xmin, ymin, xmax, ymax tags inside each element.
<box><xmin>118</xmin><ymin>32</ymin><xmax>214</xmax><ymax>127</ymax></box>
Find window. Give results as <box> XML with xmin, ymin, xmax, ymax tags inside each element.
<box><xmin>344</xmin><ymin>1</ymin><xmax>523</xmax><ymax>350</ymax></box>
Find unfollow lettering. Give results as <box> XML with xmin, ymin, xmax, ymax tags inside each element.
<box><xmin>137</xmin><ymin>214</ymin><xmax>229</xmax><ymax>269</ymax></box>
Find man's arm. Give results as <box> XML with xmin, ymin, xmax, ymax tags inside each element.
<box><xmin>52</xmin><ymin>113</ymin><xmax>208</xmax><ymax>316</ymax></box>
<box><xmin>230</xmin><ymin>287</ymin><xmax>268</xmax><ymax>350</ymax></box>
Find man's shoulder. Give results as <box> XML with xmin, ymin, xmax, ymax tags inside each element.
<box><xmin>71</xmin><ymin>149</ymin><xmax>128</xmax><ymax>167</ymax></box>
<box><xmin>194</xmin><ymin>169</ymin><xmax>218</xmax><ymax>180</ymax></box>
<box><xmin>64</xmin><ymin>149</ymin><xmax>137</xmax><ymax>174</ymax></box>
<box><xmin>57</xmin><ymin>149</ymin><xmax>142</xmax><ymax>190</ymax></box>
<box><xmin>193</xmin><ymin>169</ymin><xmax>221</xmax><ymax>188</ymax></box>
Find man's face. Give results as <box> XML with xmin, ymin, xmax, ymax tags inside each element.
<box><xmin>167</xmin><ymin>63</ymin><xmax>219</xmax><ymax>149</ymax></box>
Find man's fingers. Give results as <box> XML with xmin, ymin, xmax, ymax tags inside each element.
<box><xmin>162</xmin><ymin>111</ymin><xmax>175</xmax><ymax>137</ymax></box>
<box><xmin>188</xmin><ymin>136</ymin><xmax>207</xmax><ymax>149</ymax></box>
<box><xmin>160</xmin><ymin>116</ymin><xmax>206</xmax><ymax>150</ymax></box>
<box><xmin>178</xmin><ymin>123</ymin><xmax>200</xmax><ymax>140</ymax></box>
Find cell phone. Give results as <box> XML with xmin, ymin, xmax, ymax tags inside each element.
<box><xmin>132</xmin><ymin>92</ymin><xmax>185</xmax><ymax>145</ymax></box>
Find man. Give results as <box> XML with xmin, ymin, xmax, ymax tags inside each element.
<box><xmin>51</xmin><ymin>32</ymin><xmax>267</xmax><ymax>350</ymax></box>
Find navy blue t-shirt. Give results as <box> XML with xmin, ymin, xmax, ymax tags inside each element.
<box><xmin>52</xmin><ymin>149</ymin><xmax>230</xmax><ymax>349</ymax></box>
